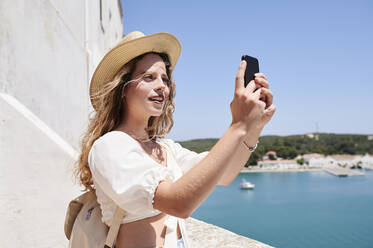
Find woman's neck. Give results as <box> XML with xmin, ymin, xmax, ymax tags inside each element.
<box><xmin>117</xmin><ymin>115</ymin><xmax>150</xmax><ymax>141</ymax></box>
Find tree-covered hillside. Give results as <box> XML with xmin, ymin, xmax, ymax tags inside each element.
<box><xmin>178</xmin><ymin>133</ymin><xmax>373</xmax><ymax>166</ymax></box>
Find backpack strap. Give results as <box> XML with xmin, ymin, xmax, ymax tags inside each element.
<box><xmin>104</xmin><ymin>206</ymin><xmax>126</xmax><ymax>248</ymax></box>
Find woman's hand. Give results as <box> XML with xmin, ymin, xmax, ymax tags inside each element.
<box><xmin>230</xmin><ymin>60</ymin><xmax>276</xmax><ymax>133</ymax></box>
<box><xmin>253</xmin><ymin>72</ymin><xmax>276</xmax><ymax>126</ymax></box>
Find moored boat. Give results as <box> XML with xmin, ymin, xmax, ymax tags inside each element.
<box><xmin>240</xmin><ymin>179</ymin><xmax>255</xmax><ymax>189</ymax></box>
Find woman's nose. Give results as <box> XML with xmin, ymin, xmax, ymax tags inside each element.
<box><xmin>154</xmin><ymin>84</ymin><xmax>167</xmax><ymax>98</ymax></box>
<box><xmin>154</xmin><ymin>76</ymin><xmax>166</xmax><ymax>89</ymax></box>
<box><xmin>155</xmin><ymin>85</ymin><xmax>166</xmax><ymax>95</ymax></box>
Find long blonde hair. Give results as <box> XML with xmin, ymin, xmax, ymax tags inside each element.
<box><xmin>74</xmin><ymin>52</ymin><xmax>176</xmax><ymax>191</ymax></box>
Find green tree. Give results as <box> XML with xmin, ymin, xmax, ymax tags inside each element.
<box><xmin>268</xmin><ymin>154</ymin><xmax>276</xmax><ymax>160</ymax></box>
<box><xmin>246</xmin><ymin>152</ymin><xmax>260</xmax><ymax>166</ymax></box>
<box><xmin>296</xmin><ymin>158</ymin><xmax>304</xmax><ymax>165</ymax></box>
<box><xmin>276</xmin><ymin>146</ymin><xmax>297</xmax><ymax>159</ymax></box>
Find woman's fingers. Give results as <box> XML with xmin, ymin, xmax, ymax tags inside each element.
<box><xmin>263</xmin><ymin>104</ymin><xmax>277</xmax><ymax>121</ymax></box>
<box><xmin>260</xmin><ymin>88</ymin><xmax>273</xmax><ymax>108</ymax></box>
<box><xmin>246</xmin><ymin>80</ymin><xmax>256</xmax><ymax>93</ymax></box>
<box><xmin>254</xmin><ymin>72</ymin><xmax>267</xmax><ymax>81</ymax></box>
<box><xmin>252</xmin><ymin>87</ymin><xmax>263</xmax><ymax>101</ymax></box>
<box><xmin>254</xmin><ymin>76</ymin><xmax>269</xmax><ymax>89</ymax></box>
<box><xmin>235</xmin><ymin>60</ymin><xmax>246</xmax><ymax>92</ymax></box>
<box><xmin>265</xmin><ymin>103</ymin><xmax>276</xmax><ymax>113</ymax></box>
<box><xmin>236</xmin><ymin>62</ymin><xmax>269</xmax><ymax>93</ymax></box>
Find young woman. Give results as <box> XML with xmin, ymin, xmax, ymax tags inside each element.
<box><xmin>75</xmin><ymin>31</ymin><xmax>276</xmax><ymax>248</ymax></box>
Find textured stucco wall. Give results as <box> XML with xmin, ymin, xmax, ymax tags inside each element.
<box><xmin>0</xmin><ymin>0</ymin><xmax>123</xmax><ymax>149</ymax></box>
<box><xmin>0</xmin><ymin>94</ymin><xmax>82</xmax><ymax>247</ymax></box>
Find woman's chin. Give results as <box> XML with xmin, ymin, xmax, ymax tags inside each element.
<box><xmin>145</xmin><ymin>108</ymin><xmax>162</xmax><ymax>117</ymax></box>
<box><xmin>143</xmin><ymin>102</ymin><xmax>165</xmax><ymax>117</ymax></box>
<box><xmin>150</xmin><ymin>112</ymin><xmax>163</xmax><ymax>117</ymax></box>
<box><xmin>148</xmin><ymin>106</ymin><xmax>165</xmax><ymax>116</ymax></box>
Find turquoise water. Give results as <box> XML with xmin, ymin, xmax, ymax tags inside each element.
<box><xmin>191</xmin><ymin>170</ymin><xmax>373</xmax><ymax>248</ymax></box>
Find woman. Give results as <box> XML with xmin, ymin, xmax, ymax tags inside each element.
<box><xmin>75</xmin><ymin>31</ymin><xmax>275</xmax><ymax>248</ymax></box>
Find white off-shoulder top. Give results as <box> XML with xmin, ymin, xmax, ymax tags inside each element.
<box><xmin>88</xmin><ymin>131</ymin><xmax>208</xmax><ymax>248</ymax></box>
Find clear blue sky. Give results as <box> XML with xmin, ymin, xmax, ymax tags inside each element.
<box><xmin>121</xmin><ymin>0</ymin><xmax>373</xmax><ymax>141</ymax></box>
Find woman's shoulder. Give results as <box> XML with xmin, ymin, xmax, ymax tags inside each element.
<box><xmin>92</xmin><ymin>131</ymin><xmax>138</xmax><ymax>151</ymax></box>
<box><xmin>157</xmin><ymin>137</ymin><xmax>177</xmax><ymax>149</ymax></box>
<box><xmin>89</xmin><ymin>131</ymin><xmax>141</xmax><ymax>166</ymax></box>
<box><xmin>157</xmin><ymin>137</ymin><xmax>181</xmax><ymax>157</ymax></box>
<box><xmin>157</xmin><ymin>137</ymin><xmax>173</xmax><ymax>145</ymax></box>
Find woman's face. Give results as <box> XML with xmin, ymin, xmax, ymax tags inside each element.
<box><xmin>124</xmin><ymin>53</ymin><xmax>170</xmax><ymax>120</ymax></box>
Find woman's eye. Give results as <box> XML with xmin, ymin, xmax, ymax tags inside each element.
<box><xmin>162</xmin><ymin>77</ymin><xmax>170</xmax><ymax>83</ymax></box>
<box><xmin>144</xmin><ymin>74</ymin><xmax>154</xmax><ymax>81</ymax></box>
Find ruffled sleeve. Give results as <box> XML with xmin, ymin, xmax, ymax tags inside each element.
<box><xmin>88</xmin><ymin>132</ymin><xmax>175</xmax><ymax>215</ymax></box>
<box><xmin>161</xmin><ymin>139</ymin><xmax>209</xmax><ymax>174</ymax></box>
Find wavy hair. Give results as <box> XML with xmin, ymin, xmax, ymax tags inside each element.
<box><xmin>74</xmin><ymin>52</ymin><xmax>176</xmax><ymax>191</ymax></box>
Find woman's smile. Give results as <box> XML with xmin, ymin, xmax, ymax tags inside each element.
<box><xmin>148</xmin><ymin>95</ymin><xmax>165</xmax><ymax>104</ymax></box>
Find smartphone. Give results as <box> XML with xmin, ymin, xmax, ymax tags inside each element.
<box><xmin>241</xmin><ymin>55</ymin><xmax>259</xmax><ymax>87</ymax></box>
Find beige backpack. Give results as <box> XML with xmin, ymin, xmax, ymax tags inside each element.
<box><xmin>64</xmin><ymin>190</ymin><xmax>126</xmax><ymax>248</ymax></box>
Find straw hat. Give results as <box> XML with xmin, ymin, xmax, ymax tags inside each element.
<box><xmin>89</xmin><ymin>31</ymin><xmax>182</xmax><ymax>110</ymax></box>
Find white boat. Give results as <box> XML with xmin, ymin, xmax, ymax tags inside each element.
<box><xmin>240</xmin><ymin>179</ymin><xmax>255</xmax><ymax>189</ymax></box>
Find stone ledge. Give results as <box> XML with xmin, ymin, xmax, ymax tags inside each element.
<box><xmin>186</xmin><ymin>218</ymin><xmax>273</xmax><ymax>248</ymax></box>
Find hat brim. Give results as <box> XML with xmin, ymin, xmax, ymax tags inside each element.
<box><xmin>89</xmin><ymin>32</ymin><xmax>181</xmax><ymax>110</ymax></box>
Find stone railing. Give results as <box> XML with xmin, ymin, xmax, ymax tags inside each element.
<box><xmin>186</xmin><ymin>218</ymin><xmax>273</xmax><ymax>247</ymax></box>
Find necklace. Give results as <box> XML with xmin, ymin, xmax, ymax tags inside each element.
<box><xmin>132</xmin><ymin>136</ymin><xmax>153</xmax><ymax>143</ymax></box>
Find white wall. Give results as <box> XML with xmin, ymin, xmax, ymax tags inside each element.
<box><xmin>0</xmin><ymin>0</ymin><xmax>123</xmax><ymax>149</ymax></box>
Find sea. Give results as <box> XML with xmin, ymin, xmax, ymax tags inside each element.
<box><xmin>191</xmin><ymin>169</ymin><xmax>373</xmax><ymax>248</ymax></box>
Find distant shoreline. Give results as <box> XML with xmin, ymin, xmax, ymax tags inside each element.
<box><xmin>240</xmin><ymin>167</ymin><xmax>323</xmax><ymax>173</ymax></box>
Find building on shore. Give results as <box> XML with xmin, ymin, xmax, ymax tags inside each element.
<box><xmin>305</xmin><ymin>132</ymin><xmax>319</xmax><ymax>140</ymax></box>
<box><xmin>300</xmin><ymin>153</ymin><xmax>334</xmax><ymax>167</ymax></box>
<box><xmin>301</xmin><ymin>153</ymin><xmax>373</xmax><ymax>168</ymax></box>
<box><xmin>255</xmin><ymin>153</ymin><xmax>373</xmax><ymax>170</ymax></box>
<box><xmin>257</xmin><ymin>159</ymin><xmax>298</xmax><ymax>169</ymax></box>
<box><xmin>327</xmin><ymin>154</ymin><xmax>361</xmax><ymax>167</ymax></box>
<box><xmin>360</xmin><ymin>154</ymin><xmax>373</xmax><ymax>166</ymax></box>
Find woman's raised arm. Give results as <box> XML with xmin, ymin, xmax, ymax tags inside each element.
<box><xmin>217</xmin><ymin>72</ymin><xmax>275</xmax><ymax>186</ymax></box>
<box><xmin>153</xmin><ymin>60</ymin><xmax>276</xmax><ymax>218</ymax></box>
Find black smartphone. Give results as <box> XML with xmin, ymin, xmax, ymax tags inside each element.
<box><xmin>241</xmin><ymin>55</ymin><xmax>259</xmax><ymax>87</ymax></box>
